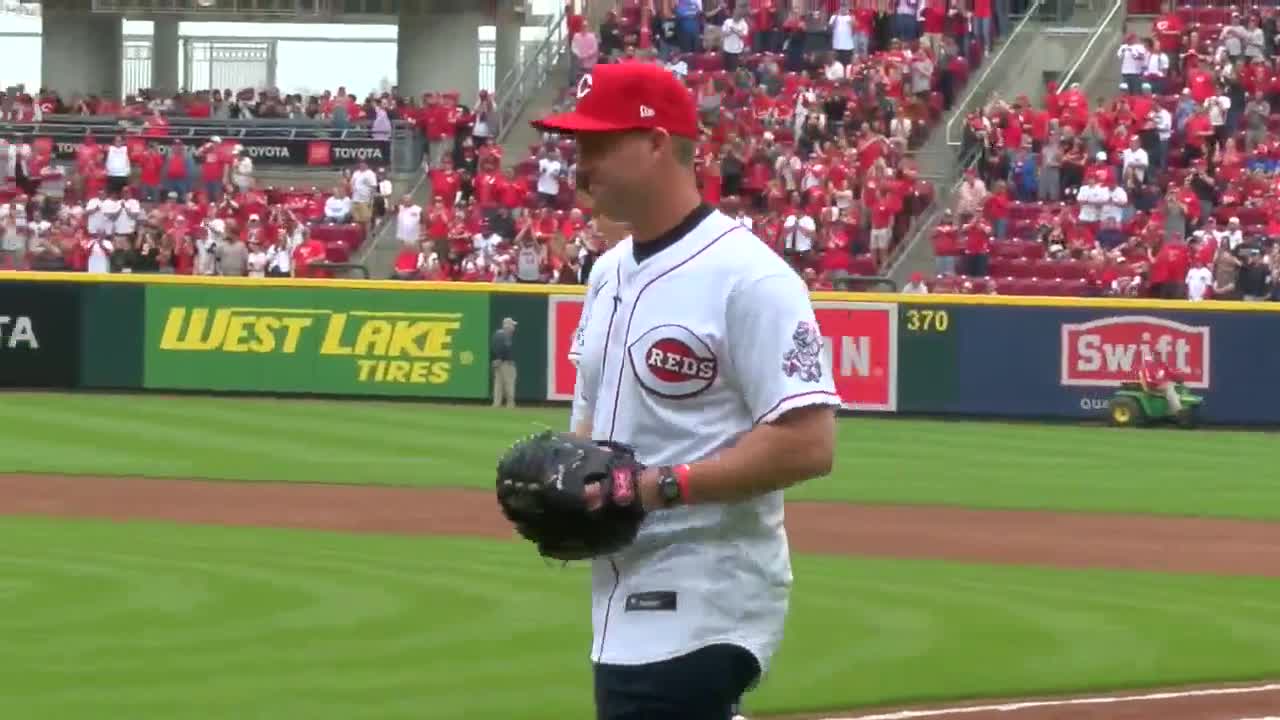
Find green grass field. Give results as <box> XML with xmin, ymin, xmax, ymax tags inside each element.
<box><xmin>3</xmin><ymin>391</ymin><xmax>1280</xmax><ymax>719</ymax></box>
<box><xmin>1</xmin><ymin>391</ymin><xmax>1276</xmax><ymax>519</ymax></box>
<box><xmin>5</xmin><ymin>517</ymin><xmax>1280</xmax><ymax>720</ymax></box>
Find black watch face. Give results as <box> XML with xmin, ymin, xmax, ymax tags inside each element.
<box><xmin>660</xmin><ymin>474</ymin><xmax>681</xmax><ymax>501</ymax></box>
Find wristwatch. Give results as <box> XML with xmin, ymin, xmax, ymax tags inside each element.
<box><xmin>655</xmin><ymin>464</ymin><xmax>690</xmax><ymax>508</ymax></box>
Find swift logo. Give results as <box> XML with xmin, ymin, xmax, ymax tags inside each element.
<box><xmin>1060</xmin><ymin>315</ymin><xmax>1210</xmax><ymax>388</ymax></box>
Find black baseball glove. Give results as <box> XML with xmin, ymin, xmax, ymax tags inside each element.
<box><xmin>495</xmin><ymin>430</ymin><xmax>646</xmax><ymax>561</ymax></box>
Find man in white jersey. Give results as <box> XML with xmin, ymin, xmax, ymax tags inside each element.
<box><xmin>532</xmin><ymin>62</ymin><xmax>840</xmax><ymax>720</ymax></box>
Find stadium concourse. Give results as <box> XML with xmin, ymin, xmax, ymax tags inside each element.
<box><xmin>0</xmin><ymin>0</ymin><xmax>1019</xmax><ymax>287</ymax></box>
<box><xmin>926</xmin><ymin>0</ymin><xmax>1280</xmax><ymax>301</ymax></box>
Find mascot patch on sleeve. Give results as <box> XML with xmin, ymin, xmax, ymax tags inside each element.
<box><xmin>782</xmin><ymin>320</ymin><xmax>823</xmax><ymax>383</ymax></box>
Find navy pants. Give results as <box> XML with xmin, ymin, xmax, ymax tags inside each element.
<box><xmin>593</xmin><ymin>643</ymin><xmax>758</xmax><ymax>720</ymax></box>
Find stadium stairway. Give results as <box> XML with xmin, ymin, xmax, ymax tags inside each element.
<box><xmin>356</xmin><ymin>169</ymin><xmax>430</xmax><ymax>279</ymax></box>
<box><xmin>498</xmin><ymin>53</ymin><xmax>571</xmax><ymax>162</ymax></box>
<box><xmin>361</xmin><ymin>11</ymin><xmax>572</xmax><ymax>280</ymax></box>
<box><xmin>888</xmin><ymin>0</ymin><xmax>1137</xmax><ymax>288</ymax></box>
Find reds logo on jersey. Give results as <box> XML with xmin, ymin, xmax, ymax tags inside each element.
<box><xmin>628</xmin><ymin>325</ymin><xmax>718</xmax><ymax>399</ymax></box>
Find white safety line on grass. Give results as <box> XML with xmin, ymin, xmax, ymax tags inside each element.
<box><xmin>822</xmin><ymin>683</ymin><xmax>1280</xmax><ymax>720</ymax></box>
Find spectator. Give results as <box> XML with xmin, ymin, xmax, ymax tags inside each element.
<box><xmin>1121</xmin><ymin>135</ymin><xmax>1149</xmax><ymax>184</ymax></box>
<box><xmin>571</xmin><ymin>23</ymin><xmax>599</xmax><ymax>83</ymax></box>
<box><xmin>1186</xmin><ymin>256</ymin><xmax>1213</xmax><ymax>301</ymax></box>
<box><xmin>104</xmin><ymin>136</ymin><xmax>131</xmax><ymax>195</ymax></box>
<box><xmin>85</xmin><ymin>233</ymin><xmax>113</xmax><ymax>274</ymax></box>
<box><xmin>0</xmin><ymin>204</ymin><xmax>25</xmax><ymax>270</ymax></box>
<box><xmin>216</xmin><ymin>233</ymin><xmax>249</xmax><ymax>277</ymax></box>
<box><xmin>490</xmin><ymin>317</ymin><xmax>518</xmax><ymax>409</ymax></box>
<box><xmin>1118</xmin><ymin>34</ymin><xmax>1149</xmax><ymax>94</ymax></box>
<box><xmin>163</xmin><ymin>140</ymin><xmax>194</xmax><ymax>201</ymax></box>
<box><xmin>902</xmin><ymin>271</ymin><xmax>930</xmax><ymax>293</ymax></box>
<box><xmin>395</xmin><ymin>193</ymin><xmax>423</xmax><ymax>246</ymax></box>
<box><xmin>955</xmin><ymin>167</ymin><xmax>988</xmax><ymax>217</ymax></box>
<box><xmin>674</xmin><ymin>0</ymin><xmax>702</xmax><ymax>54</ymax></box>
<box><xmin>324</xmin><ymin>185</ymin><xmax>353</xmax><ymax>224</ymax></box>
<box><xmin>472</xmin><ymin>91</ymin><xmax>495</xmax><ymax>146</ymax></box>
<box><xmin>781</xmin><ymin>206</ymin><xmax>816</xmax><ymax>266</ymax></box>
<box><xmin>1238</xmin><ymin>249</ymin><xmax>1272</xmax><ymax>301</ymax></box>
<box><xmin>372</xmin><ymin>101</ymin><xmax>393</xmax><ymax>142</ymax></box>
<box><xmin>536</xmin><ymin>146</ymin><xmax>565</xmax><ymax>208</ymax></box>
<box><xmin>375</xmin><ymin>168</ymin><xmax>393</xmax><ymax>224</ymax></box>
<box><xmin>231</xmin><ymin>146</ymin><xmax>254</xmax><ymax>194</ymax></box>
<box><xmin>721</xmin><ymin>5</ymin><xmax>749</xmax><ymax>72</ymax></box>
<box><xmin>962</xmin><ymin>211</ymin><xmax>992</xmax><ymax>277</ymax></box>
<box><xmin>266</xmin><ymin>230</ymin><xmax>292</xmax><ymax>277</ymax></box>
<box><xmin>829</xmin><ymin>2</ymin><xmax>856</xmax><ymax>64</ymax></box>
<box><xmin>513</xmin><ymin>222</ymin><xmax>547</xmax><ymax>283</ymax></box>
<box><xmin>349</xmin><ymin>160</ymin><xmax>378</xmax><ymax>228</ymax></box>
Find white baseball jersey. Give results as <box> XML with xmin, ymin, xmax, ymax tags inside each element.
<box><xmin>568</xmin><ymin>206</ymin><xmax>840</xmax><ymax>675</ymax></box>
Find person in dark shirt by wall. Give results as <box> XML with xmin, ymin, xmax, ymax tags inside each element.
<box><xmin>1237</xmin><ymin>249</ymin><xmax>1272</xmax><ymax>301</ymax></box>
<box><xmin>490</xmin><ymin>317</ymin><xmax>518</xmax><ymax>409</ymax></box>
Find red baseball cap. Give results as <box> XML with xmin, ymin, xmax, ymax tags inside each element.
<box><xmin>532</xmin><ymin>62</ymin><xmax>698</xmax><ymax>139</ymax></box>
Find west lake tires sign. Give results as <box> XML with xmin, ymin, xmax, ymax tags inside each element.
<box><xmin>143</xmin><ymin>286</ymin><xmax>490</xmax><ymax>398</ymax></box>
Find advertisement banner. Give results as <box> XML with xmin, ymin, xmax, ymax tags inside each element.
<box><xmin>0</xmin><ymin>126</ymin><xmax>390</xmax><ymax>167</ymax></box>
<box><xmin>143</xmin><ymin>285</ymin><xmax>490</xmax><ymax>398</ymax></box>
<box><xmin>546</xmin><ymin>295</ymin><xmax>585</xmax><ymax>402</ymax></box>
<box><xmin>897</xmin><ymin>304</ymin><xmax>1280</xmax><ymax>424</ymax></box>
<box><xmin>0</xmin><ymin>282</ymin><xmax>81</xmax><ymax>388</ymax></box>
<box><xmin>544</xmin><ymin>295</ymin><xmax>898</xmax><ymax>411</ymax></box>
<box><xmin>812</xmin><ymin>302</ymin><xmax>898</xmax><ymax>411</ymax></box>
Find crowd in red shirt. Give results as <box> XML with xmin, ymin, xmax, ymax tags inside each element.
<box><xmin>390</xmin><ymin>0</ymin><xmax>1006</xmax><ymax>287</ymax></box>
<box><xmin>927</xmin><ymin>5</ymin><xmax>1280</xmax><ymax>301</ymax></box>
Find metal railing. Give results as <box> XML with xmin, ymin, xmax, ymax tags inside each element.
<box><xmin>311</xmin><ymin>261</ymin><xmax>371</xmax><ymax>279</ymax></box>
<box><xmin>832</xmin><ymin>275</ymin><xmax>899</xmax><ymax>292</ymax></box>
<box><xmin>2</xmin><ymin>115</ymin><xmax>408</xmax><ymax>142</ymax></box>
<box><xmin>1059</xmin><ymin>0</ymin><xmax>1127</xmax><ymax>89</ymax></box>
<box><xmin>888</xmin><ymin>0</ymin><xmax>1126</xmax><ymax>277</ymax></box>
<box><xmin>88</xmin><ymin>0</ymin><xmax>337</xmax><ymax>19</ymax></box>
<box><xmin>944</xmin><ymin>0</ymin><xmax>1045</xmax><ymax>147</ymax></box>
<box><xmin>494</xmin><ymin>5</ymin><xmax>570</xmax><ymax>143</ymax></box>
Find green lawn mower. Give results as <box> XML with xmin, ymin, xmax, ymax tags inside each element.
<box><xmin>1108</xmin><ymin>382</ymin><xmax>1205</xmax><ymax>428</ymax></box>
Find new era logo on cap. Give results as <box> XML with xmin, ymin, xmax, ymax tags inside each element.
<box><xmin>532</xmin><ymin>63</ymin><xmax>698</xmax><ymax>139</ymax></box>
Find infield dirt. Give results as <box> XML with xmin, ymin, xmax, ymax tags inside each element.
<box><xmin>3</xmin><ymin>473</ymin><xmax>1279</xmax><ymax>719</ymax></box>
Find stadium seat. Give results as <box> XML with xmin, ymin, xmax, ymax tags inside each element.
<box><xmin>849</xmin><ymin>253</ymin><xmax>878</xmax><ymax>275</ymax></box>
<box><xmin>994</xmin><ymin>276</ymin><xmax>1021</xmax><ymax>294</ymax></box>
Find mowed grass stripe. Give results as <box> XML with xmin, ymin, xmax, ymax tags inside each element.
<box><xmin>3</xmin><ymin>517</ymin><xmax>1280</xmax><ymax>720</ymax></box>
<box><xmin>2</xmin><ymin>392</ymin><xmax>1278</xmax><ymax>518</ymax></box>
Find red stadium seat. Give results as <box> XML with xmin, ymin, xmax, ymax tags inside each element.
<box><xmin>994</xmin><ymin>276</ymin><xmax>1020</xmax><ymax>294</ymax></box>
<box><xmin>1056</xmin><ymin>260</ymin><xmax>1092</xmax><ymax>280</ymax></box>
<box><xmin>1019</xmin><ymin>240</ymin><xmax>1046</xmax><ymax>259</ymax></box>
<box><xmin>849</xmin><ymin>254</ymin><xmax>878</xmax><ymax>275</ymax></box>
<box><xmin>1060</xmin><ymin>278</ymin><xmax>1090</xmax><ymax>296</ymax></box>
<box><xmin>1030</xmin><ymin>258</ymin><xmax>1061</xmax><ymax>278</ymax></box>
<box><xmin>1011</xmin><ymin>277</ymin><xmax>1040</xmax><ymax>295</ymax></box>
<box><xmin>991</xmin><ymin>241</ymin><xmax>1025</xmax><ymax>259</ymax></box>
<box><xmin>310</xmin><ymin>223</ymin><xmax>365</xmax><ymax>256</ymax></box>
<box><xmin>964</xmin><ymin>277</ymin><xmax>993</xmax><ymax>294</ymax></box>
<box><xmin>1009</xmin><ymin>202</ymin><xmax>1043</xmax><ymax>221</ymax></box>
<box><xmin>988</xmin><ymin>256</ymin><xmax>1012</xmax><ymax>276</ymax></box>
<box><xmin>930</xmin><ymin>275</ymin><xmax>961</xmax><ymax>293</ymax></box>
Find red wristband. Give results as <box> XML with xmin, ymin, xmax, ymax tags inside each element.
<box><xmin>672</xmin><ymin>463</ymin><xmax>691</xmax><ymax>503</ymax></box>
